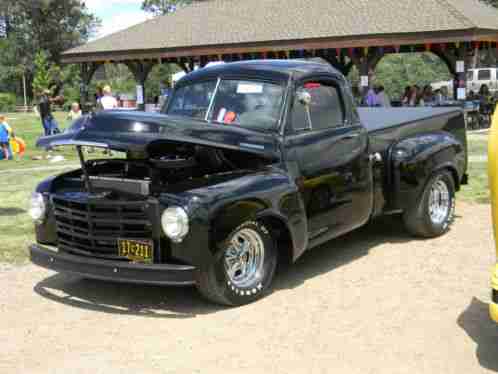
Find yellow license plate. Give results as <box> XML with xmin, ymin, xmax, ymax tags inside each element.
<box><xmin>118</xmin><ymin>239</ymin><xmax>154</xmax><ymax>263</ymax></box>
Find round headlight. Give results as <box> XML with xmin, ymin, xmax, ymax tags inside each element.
<box><xmin>29</xmin><ymin>192</ymin><xmax>46</xmax><ymax>223</ymax></box>
<box><xmin>161</xmin><ymin>207</ymin><xmax>189</xmax><ymax>243</ymax></box>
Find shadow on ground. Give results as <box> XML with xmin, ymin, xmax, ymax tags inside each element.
<box><xmin>274</xmin><ymin>214</ymin><xmax>414</xmax><ymax>290</ymax></box>
<box><xmin>33</xmin><ymin>214</ymin><xmax>440</xmax><ymax>317</ymax></box>
<box><xmin>0</xmin><ymin>207</ymin><xmax>25</xmax><ymax>216</ymax></box>
<box><xmin>34</xmin><ymin>275</ymin><xmax>223</xmax><ymax>319</ymax></box>
<box><xmin>458</xmin><ymin>297</ymin><xmax>498</xmax><ymax>372</ymax></box>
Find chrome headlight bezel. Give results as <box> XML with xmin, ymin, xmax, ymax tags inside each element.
<box><xmin>161</xmin><ymin>206</ymin><xmax>189</xmax><ymax>243</ymax></box>
<box><xmin>29</xmin><ymin>192</ymin><xmax>47</xmax><ymax>223</ymax></box>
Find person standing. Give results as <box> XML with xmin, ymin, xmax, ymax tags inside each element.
<box><xmin>98</xmin><ymin>85</ymin><xmax>118</xmax><ymax>110</ymax></box>
<box><xmin>0</xmin><ymin>117</ymin><xmax>10</xmax><ymax>160</ymax></box>
<box><xmin>364</xmin><ymin>85</ymin><xmax>378</xmax><ymax>107</ymax></box>
<box><xmin>67</xmin><ymin>102</ymin><xmax>82</xmax><ymax>122</ymax></box>
<box><xmin>39</xmin><ymin>89</ymin><xmax>60</xmax><ymax>136</ymax></box>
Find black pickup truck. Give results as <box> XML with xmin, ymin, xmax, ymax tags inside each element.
<box><xmin>30</xmin><ymin>60</ymin><xmax>468</xmax><ymax>306</ymax></box>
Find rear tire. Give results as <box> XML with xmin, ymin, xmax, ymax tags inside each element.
<box><xmin>403</xmin><ymin>170</ymin><xmax>456</xmax><ymax>238</ymax></box>
<box><xmin>195</xmin><ymin>221</ymin><xmax>277</xmax><ymax>306</ymax></box>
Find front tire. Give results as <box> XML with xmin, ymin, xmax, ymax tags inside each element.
<box><xmin>195</xmin><ymin>221</ymin><xmax>278</xmax><ymax>306</ymax></box>
<box><xmin>403</xmin><ymin>170</ymin><xmax>456</xmax><ymax>238</ymax></box>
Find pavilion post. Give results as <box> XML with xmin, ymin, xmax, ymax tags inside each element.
<box><xmin>452</xmin><ymin>43</ymin><xmax>474</xmax><ymax>101</ymax></box>
<box><xmin>80</xmin><ymin>62</ymin><xmax>101</xmax><ymax>114</ymax></box>
<box><xmin>350</xmin><ymin>48</ymin><xmax>384</xmax><ymax>97</ymax></box>
<box><xmin>125</xmin><ymin>61</ymin><xmax>156</xmax><ymax>111</ymax></box>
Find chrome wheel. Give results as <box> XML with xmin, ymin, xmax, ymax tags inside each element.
<box><xmin>429</xmin><ymin>179</ymin><xmax>450</xmax><ymax>225</ymax></box>
<box><xmin>224</xmin><ymin>228</ymin><xmax>265</xmax><ymax>288</ymax></box>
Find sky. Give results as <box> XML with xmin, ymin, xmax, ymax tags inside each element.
<box><xmin>84</xmin><ymin>0</ymin><xmax>153</xmax><ymax>39</ymax></box>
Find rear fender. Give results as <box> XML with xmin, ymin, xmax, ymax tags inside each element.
<box><xmin>389</xmin><ymin>132</ymin><xmax>465</xmax><ymax>211</ymax></box>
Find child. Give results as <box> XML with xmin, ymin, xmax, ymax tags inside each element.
<box><xmin>67</xmin><ymin>102</ymin><xmax>82</xmax><ymax>122</ymax></box>
<box><xmin>0</xmin><ymin>115</ymin><xmax>10</xmax><ymax>160</ymax></box>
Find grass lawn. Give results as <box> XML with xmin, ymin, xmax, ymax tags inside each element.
<box><xmin>458</xmin><ymin>132</ymin><xmax>490</xmax><ymax>204</ymax></box>
<box><xmin>0</xmin><ymin>114</ymin><xmax>493</xmax><ymax>264</ymax></box>
<box><xmin>0</xmin><ymin>169</ymin><xmax>76</xmax><ymax>263</ymax></box>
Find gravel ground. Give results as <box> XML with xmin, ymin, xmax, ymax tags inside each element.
<box><xmin>1</xmin><ymin>202</ymin><xmax>498</xmax><ymax>374</ymax></box>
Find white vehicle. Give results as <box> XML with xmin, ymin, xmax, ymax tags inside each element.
<box><xmin>467</xmin><ymin>68</ymin><xmax>498</xmax><ymax>93</ymax></box>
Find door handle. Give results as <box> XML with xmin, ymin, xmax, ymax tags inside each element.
<box><xmin>343</xmin><ymin>134</ymin><xmax>359</xmax><ymax>140</ymax></box>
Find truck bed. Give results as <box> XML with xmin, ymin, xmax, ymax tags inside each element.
<box><xmin>358</xmin><ymin>107</ymin><xmax>462</xmax><ymax>133</ymax></box>
<box><xmin>358</xmin><ymin>107</ymin><xmax>467</xmax><ymax>157</ymax></box>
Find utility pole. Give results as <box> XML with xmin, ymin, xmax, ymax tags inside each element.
<box><xmin>22</xmin><ymin>72</ymin><xmax>28</xmax><ymax>112</ymax></box>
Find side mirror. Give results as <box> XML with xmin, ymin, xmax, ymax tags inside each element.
<box><xmin>297</xmin><ymin>90</ymin><xmax>312</xmax><ymax>106</ymax></box>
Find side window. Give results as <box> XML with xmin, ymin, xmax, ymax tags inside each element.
<box><xmin>291</xmin><ymin>80</ymin><xmax>345</xmax><ymax>132</ymax></box>
<box><xmin>478</xmin><ymin>70</ymin><xmax>491</xmax><ymax>81</ymax></box>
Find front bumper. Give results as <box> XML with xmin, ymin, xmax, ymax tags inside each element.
<box><xmin>30</xmin><ymin>244</ymin><xmax>196</xmax><ymax>286</ymax></box>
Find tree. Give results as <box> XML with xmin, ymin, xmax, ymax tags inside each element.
<box><xmin>0</xmin><ymin>0</ymin><xmax>99</xmax><ymax>103</ymax></box>
<box><xmin>32</xmin><ymin>52</ymin><xmax>53</xmax><ymax>95</ymax></box>
<box><xmin>349</xmin><ymin>53</ymin><xmax>453</xmax><ymax>100</ymax></box>
<box><xmin>142</xmin><ymin>0</ymin><xmax>205</xmax><ymax>16</ymax></box>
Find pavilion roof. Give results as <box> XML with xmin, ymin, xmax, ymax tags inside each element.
<box><xmin>63</xmin><ymin>0</ymin><xmax>498</xmax><ymax>63</ymax></box>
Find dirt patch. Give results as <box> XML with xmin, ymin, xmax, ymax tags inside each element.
<box><xmin>1</xmin><ymin>202</ymin><xmax>498</xmax><ymax>373</ymax></box>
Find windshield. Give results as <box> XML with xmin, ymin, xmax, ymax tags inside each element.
<box><xmin>165</xmin><ymin>79</ymin><xmax>285</xmax><ymax>131</ymax></box>
<box><xmin>166</xmin><ymin>80</ymin><xmax>217</xmax><ymax>120</ymax></box>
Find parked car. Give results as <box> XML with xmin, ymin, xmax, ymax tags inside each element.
<box><xmin>467</xmin><ymin>68</ymin><xmax>498</xmax><ymax>94</ymax></box>
<box><xmin>30</xmin><ymin>60</ymin><xmax>468</xmax><ymax>306</ymax></box>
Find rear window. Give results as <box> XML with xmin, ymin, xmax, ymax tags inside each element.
<box><xmin>478</xmin><ymin>70</ymin><xmax>492</xmax><ymax>81</ymax></box>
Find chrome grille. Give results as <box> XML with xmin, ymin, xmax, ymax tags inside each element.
<box><xmin>52</xmin><ymin>195</ymin><xmax>152</xmax><ymax>260</ymax></box>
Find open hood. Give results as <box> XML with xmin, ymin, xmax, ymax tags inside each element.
<box><xmin>37</xmin><ymin>111</ymin><xmax>280</xmax><ymax>160</ymax></box>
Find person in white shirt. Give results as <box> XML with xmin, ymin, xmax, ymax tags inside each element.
<box><xmin>67</xmin><ymin>102</ymin><xmax>82</xmax><ymax>121</ymax></box>
<box><xmin>98</xmin><ymin>85</ymin><xmax>118</xmax><ymax>110</ymax></box>
<box><xmin>376</xmin><ymin>86</ymin><xmax>391</xmax><ymax>107</ymax></box>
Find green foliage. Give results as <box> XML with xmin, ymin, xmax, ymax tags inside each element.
<box><xmin>0</xmin><ymin>93</ymin><xmax>16</xmax><ymax>112</ymax></box>
<box><xmin>146</xmin><ymin>63</ymin><xmax>180</xmax><ymax>100</ymax></box>
<box><xmin>32</xmin><ymin>52</ymin><xmax>52</xmax><ymax>95</ymax></box>
<box><xmin>0</xmin><ymin>0</ymin><xmax>99</xmax><ymax>103</ymax></box>
<box><xmin>349</xmin><ymin>53</ymin><xmax>452</xmax><ymax>100</ymax></box>
<box><xmin>142</xmin><ymin>0</ymin><xmax>205</xmax><ymax>15</ymax></box>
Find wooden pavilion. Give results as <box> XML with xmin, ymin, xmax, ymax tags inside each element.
<box><xmin>62</xmin><ymin>0</ymin><xmax>498</xmax><ymax>108</ymax></box>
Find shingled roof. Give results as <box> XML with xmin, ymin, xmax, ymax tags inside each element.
<box><xmin>63</xmin><ymin>0</ymin><xmax>498</xmax><ymax>62</ymax></box>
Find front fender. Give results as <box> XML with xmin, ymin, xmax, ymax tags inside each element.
<box><xmin>177</xmin><ymin>169</ymin><xmax>308</xmax><ymax>264</ymax></box>
<box><xmin>390</xmin><ymin>132</ymin><xmax>465</xmax><ymax>211</ymax></box>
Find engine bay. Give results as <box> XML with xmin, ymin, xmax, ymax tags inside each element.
<box><xmin>55</xmin><ymin>142</ymin><xmax>273</xmax><ymax>197</ymax></box>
